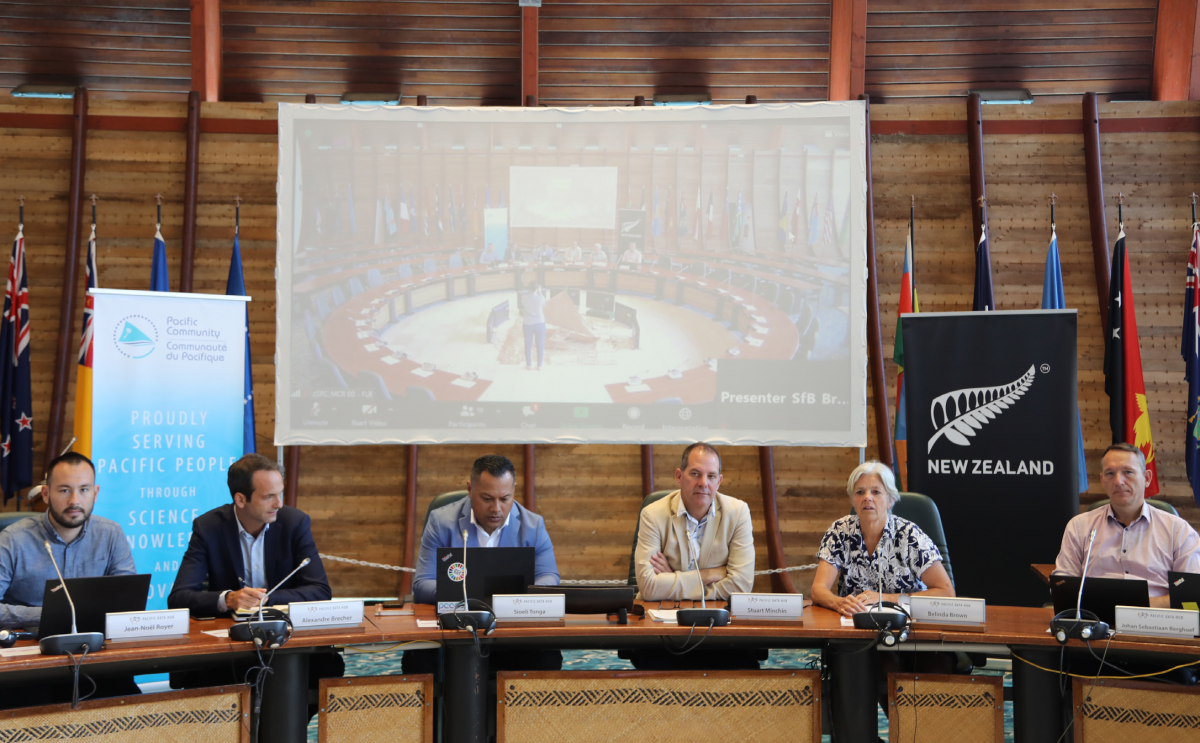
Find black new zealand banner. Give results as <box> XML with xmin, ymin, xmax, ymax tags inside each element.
<box><xmin>903</xmin><ymin>310</ymin><xmax>1079</xmax><ymax>607</ymax></box>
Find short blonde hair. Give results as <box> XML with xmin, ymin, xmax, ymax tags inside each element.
<box><xmin>846</xmin><ymin>461</ymin><xmax>900</xmax><ymax>510</ymax></box>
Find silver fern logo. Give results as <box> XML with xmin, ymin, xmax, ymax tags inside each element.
<box><xmin>927</xmin><ymin>365</ymin><xmax>1036</xmax><ymax>452</ymax></box>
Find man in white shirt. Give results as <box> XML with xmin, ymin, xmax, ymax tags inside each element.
<box><xmin>621</xmin><ymin>242</ymin><xmax>644</xmax><ymax>266</ymax></box>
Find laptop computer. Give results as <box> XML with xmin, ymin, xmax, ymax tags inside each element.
<box><xmin>435</xmin><ymin>547</ymin><xmax>534</xmax><ymax>613</ymax></box>
<box><xmin>37</xmin><ymin>574</ymin><xmax>152</xmax><ymax>640</ymax></box>
<box><xmin>1168</xmin><ymin>571</ymin><xmax>1200</xmax><ymax>611</ymax></box>
<box><xmin>1049</xmin><ymin>575</ymin><xmax>1150</xmax><ymax>627</ymax></box>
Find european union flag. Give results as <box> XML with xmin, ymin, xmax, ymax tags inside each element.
<box><xmin>227</xmin><ymin>233</ymin><xmax>256</xmax><ymax>455</ymax></box>
<box><xmin>1042</xmin><ymin>228</ymin><xmax>1088</xmax><ymax>493</ymax></box>
<box><xmin>0</xmin><ymin>224</ymin><xmax>33</xmax><ymax>501</ymax></box>
<box><xmin>150</xmin><ymin>225</ymin><xmax>168</xmax><ymax>291</ymax></box>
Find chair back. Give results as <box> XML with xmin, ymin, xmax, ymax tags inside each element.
<box><xmin>627</xmin><ymin>490</ymin><xmax>676</xmax><ymax>586</ymax></box>
<box><xmin>0</xmin><ymin>512</ymin><xmax>35</xmax><ymax>533</ymax></box>
<box><xmin>358</xmin><ymin>370</ymin><xmax>392</xmax><ymax>401</ymax></box>
<box><xmin>367</xmin><ymin>268</ymin><xmax>385</xmax><ymax>288</ymax></box>
<box><xmin>892</xmin><ymin>492</ymin><xmax>954</xmax><ymax>587</ymax></box>
<box><xmin>423</xmin><ymin>490</ymin><xmax>469</xmax><ymax>532</ymax></box>
<box><xmin>1087</xmin><ymin>498</ymin><xmax>1179</xmax><ymax>517</ymax></box>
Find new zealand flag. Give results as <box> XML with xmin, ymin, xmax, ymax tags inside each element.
<box><xmin>0</xmin><ymin>224</ymin><xmax>33</xmax><ymax>500</ymax></box>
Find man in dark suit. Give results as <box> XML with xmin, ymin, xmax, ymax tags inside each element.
<box><xmin>168</xmin><ymin>453</ymin><xmax>342</xmax><ymax>711</ymax></box>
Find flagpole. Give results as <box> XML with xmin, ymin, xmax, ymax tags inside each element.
<box><xmin>1191</xmin><ymin>192</ymin><xmax>1196</xmax><ymax>227</ymax></box>
<box><xmin>909</xmin><ymin>195</ymin><xmax>915</xmax><ymax>284</ymax></box>
<box><xmin>156</xmin><ymin>193</ymin><xmax>162</xmax><ymax>231</ymax></box>
<box><xmin>235</xmin><ymin>195</ymin><xmax>241</xmax><ymax>237</ymax></box>
<box><xmin>1050</xmin><ymin>192</ymin><xmax>1057</xmax><ymax>233</ymax></box>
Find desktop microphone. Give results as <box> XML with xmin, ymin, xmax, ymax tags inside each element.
<box><xmin>1051</xmin><ymin>528</ymin><xmax>1109</xmax><ymax>643</ymax></box>
<box><xmin>851</xmin><ymin>540</ymin><xmax>909</xmax><ymax>643</ymax></box>
<box><xmin>228</xmin><ymin>557</ymin><xmax>311</xmax><ymax>648</ymax></box>
<box><xmin>438</xmin><ymin>530</ymin><xmax>497</xmax><ymax>634</ymax></box>
<box><xmin>676</xmin><ymin>528</ymin><xmax>730</xmax><ymax>628</ymax></box>
<box><xmin>38</xmin><ymin>541</ymin><xmax>106</xmax><ymax>656</ymax></box>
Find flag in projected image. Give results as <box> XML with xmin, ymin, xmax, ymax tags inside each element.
<box><xmin>705</xmin><ymin>192</ymin><xmax>714</xmax><ymax>241</ymax></box>
<box><xmin>778</xmin><ymin>188</ymin><xmax>790</xmax><ymax>244</ymax></box>
<box><xmin>652</xmin><ymin>186</ymin><xmax>662</xmax><ymax>237</ymax></box>
<box><xmin>808</xmin><ymin>198</ymin><xmax>821</xmax><ymax>247</ymax></box>
<box><xmin>694</xmin><ymin>186</ymin><xmax>702</xmax><ymax>241</ymax></box>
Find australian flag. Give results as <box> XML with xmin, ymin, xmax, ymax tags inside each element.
<box><xmin>1184</xmin><ymin>221</ymin><xmax>1200</xmax><ymax>506</ymax></box>
<box><xmin>0</xmin><ymin>224</ymin><xmax>33</xmax><ymax>500</ymax></box>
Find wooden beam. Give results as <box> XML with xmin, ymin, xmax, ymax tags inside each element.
<box><xmin>400</xmin><ymin>444</ymin><xmax>418</xmax><ymax>598</ymax></box>
<box><xmin>640</xmin><ymin>445</ymin><xmax>655</xmax><ymax>496</ymax></box>
<box><xmin>521</xmin><ymin>6</ymin><xmax>538</xmax><ymax>106</ymax></box>
<box><xmin>44</xmin><ymin>87</ymin><xmax>89</xmax><ymax>476</ymax></box>
<box><xmin>828</xmin><ymin>0</ymin><xmax>852</xmax><ymax>100</ymax></box>
<box><xmin>190</xmin><ymin>0</ymin><xmax>222</xmax><ymax>102</ymax></box>
<box><xmin>829</xmin><ymin>0</ymin><xmax>866</xmax><ymax>100</ymax></box>
<box><xmin>180</xmin><ymin>91</ymin><xmax>200</xmax><ymax>293</ymax></box>
<box><xmin>523</xmin><ymin>444</ymin><xmax>536</xmax><ymax>511</ymax></box>
<box><xmin>1083</xmin><ymin>92</ymin><xmax>1111</xmax><ymax>329</ymax></box>
<box><xmin>759</xmin><ymin>447</ymin><xmax>797</xmax><ymax>593</ymax></box>
<box><xmin>966</xmin><ymin>93</ymin><xmax>989</xmax><ymax>259</ymax></box>
<box><xmin>1152</xmin><ymin>0</ymin><xmax>1199</xmax><ymax>100</ymax></box>
<box><xmin>860</xmin><ymin>94</ymin><xmax>894</xmax><ymax>470</ymax></box>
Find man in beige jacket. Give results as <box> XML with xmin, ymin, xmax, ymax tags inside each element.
<box><xmin>635</xmin><ymin>443</ymin><xmax>755</xmax><ymax>601</ymax></box>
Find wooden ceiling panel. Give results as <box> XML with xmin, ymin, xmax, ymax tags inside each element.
<box><xmin>0</xmin><ymin>1</ymin><xmax>189</xmax><ymax>98</ymax></box>
<box><xmin>865</xmin><ymin>0</ymin><xmax>1160</xmax><ymax>102</ymax></box>
<box><xmin>221</xmin><ymin>1</ymin><xmax>520</xmax><ymax>103</ymax></box>
<box><xmin>539</xmin><ymin>1</ymin><xmax>833</xmax><ymax>107</ymax></box>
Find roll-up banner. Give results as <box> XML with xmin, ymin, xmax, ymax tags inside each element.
<box><xmin>89</xmin><ymin>289</ymin><xmax>249</xmax><ymax>609</ymax></box>
<box><xmin>902</xmin><ymin>309</ymin><xmax>1079</xmax><ymax>607</ymax></box>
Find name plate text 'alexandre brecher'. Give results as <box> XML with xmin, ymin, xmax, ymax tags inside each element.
<box><xmin>288</xmin><ymin>600</ymin><xmax>365</xmax><ymax>628</ymax></box>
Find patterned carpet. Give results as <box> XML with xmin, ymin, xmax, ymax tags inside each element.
<box><xmin>307</xmin><ymin>647</ymin><xmax>1015</xmax><ymax>742</ymax></box>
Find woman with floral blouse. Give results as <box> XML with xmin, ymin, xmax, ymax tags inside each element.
<box><xmin>812</xmin><ymin>461</ymin><xmax>955</xmax><ymax>615</ymax></box>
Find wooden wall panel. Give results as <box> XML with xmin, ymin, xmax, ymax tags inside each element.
<box><xmin>538</xmin><ymin>1</ymin><xmax>832</xmax><ymax>107</ymax></box>
<box><xmin>0</xmin><ymin>1</ymin><xmax>190</xmax><ymax>100</ymax></box>
<box><xmin>866</xmin><ymin>1</ymin><xmax>1159</xmax><ymax>104</ymax></box>
<box><xmin>3</xmin><ymin>98</ymin><xmax>1198</xmax><ymax>603</ymax></box>
<box><xmin>220</xmin><ymin>1</ymin><xmax>522</xmax><ymax>105</ymax></box>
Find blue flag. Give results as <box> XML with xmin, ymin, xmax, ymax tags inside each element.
<box><xmin>1041</xmin><ymin>229</ymin><xmax>1088</xmax><ymax>492</ymax></box>
<box><xmin>1184</xmin><ymin>223</ymin><xmax>1200</xmax><ymax>506</ymax></box>
<box><xmin>0</xmin><ymin>225</ymin><xmax>33</xmax><ymax>500</ymax></box>
<box><xmin>150</xmin><ymin>226</ymin><xmax>169</xmax><ymax>291</ymax></box>
<box><xmin>972</xmin><ymin>222</ymin><xmax>994</xmax><ymax>311</ymax></box>
<box><xmin>226</xmin><ymin>233</ymin><xmax>256</xmax><ymax>455</ymax></box>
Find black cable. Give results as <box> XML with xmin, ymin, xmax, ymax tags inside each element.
<box><xmin>64</xmin><ymin>645</ymin><xmax>96</xmax><ymax>710</ymax></box>
<box><xmin>243</xmin><ymin>642</ymin><xmax>277</xmax><ymax>743</ymax></box>
<box><xmin>661</xmin><ymin>619</ymin><xmax>716</xmax><ymax>655</ymax></box>
<box><xmin>1055</xmin><ymin>631</ymin><xmax>1114</xmax><ymax>743</ymax></box>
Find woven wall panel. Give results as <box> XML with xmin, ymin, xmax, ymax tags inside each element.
<box><xmin>498</xmin><ymin>671</ymin><xmax>819</xmax><ymax>743</ymax></box>
<box><xmin>318</xmin><ymin>674</ymin><xmax>432</xmax><ymax>743</ymax></box>
<box><xmin>1075</xmin><ymin>677</ymin><xmax>1200</xmax><ymax>742</ymax></box>
<box><xmin>0</xmin><ymin>687</ymin><xmax>248</xmax><ymax>743</ymax></box>
<box><xmin>888</xmin><ymin>673</ymin><xmax>1002</xmax><ymax>743</ymax></box>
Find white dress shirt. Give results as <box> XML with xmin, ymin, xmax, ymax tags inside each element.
<box><xmin>676</xmin><ymin>498</ymin><xmax>715</xmax><ymax>569</ymax></box>
<box><xmin>469</xmin><ymin>508</ymin><xmax>512</xmax><ymax>548</ymax></box>
<box><xmin>217</xmin><ymin>517</ymin><xmax>270</xmax><ymax>613</ymax></box>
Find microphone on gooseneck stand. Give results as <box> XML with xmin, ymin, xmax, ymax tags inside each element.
<box><xmin>676</xmin><ymin>528</ymin><xmax>730</xmax><ymax>628</ymax></box>
<box><xmin>229</xmin><ymin>557</ymin><xmax>312</xmax><ymax>648</ymax></box>
<box><xmin>439</xmin><ymin>530</ymin><xmax>497</xmax><ymax>635</ymax></box>
<box><xmin>851</xmin><ymin>539</ymin><xmax>909</xmax><ymax>644</ymax></box>
<box><xmin>1051</xmin><ymin>528</ymin><xmax>1109</xmax><ymax>644</ymax></box>
<box><xmin>38</xmin><ymin>541</ymin><xmax>105</xmax><ymax>656</ymax></box>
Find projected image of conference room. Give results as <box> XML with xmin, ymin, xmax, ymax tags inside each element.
<box><xmin>279</xmin><ymin>105</ymin><xmax>863</xmax><ymax>442</ymax></box>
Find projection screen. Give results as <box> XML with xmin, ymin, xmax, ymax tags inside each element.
<box><xmin>276</xmin><ymin>102</ymin><xmax>867</xmax><ymax>446</ymax></box>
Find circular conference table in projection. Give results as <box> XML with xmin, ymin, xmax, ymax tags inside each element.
<box><xmin>317</xmin><ymin>260</ymin><xmax>804</xmax><ymax>404</ymax></box>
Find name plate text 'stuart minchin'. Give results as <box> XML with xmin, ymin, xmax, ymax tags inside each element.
<box><xmin>729</xmin><ymin>593</ymin><xmax>804</xmax><ymax>620</ymax></box>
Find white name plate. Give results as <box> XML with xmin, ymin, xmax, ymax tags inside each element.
<box><xmin>105</xmin><ymin>609</ymin><xmax>189</xmax><ymax>640</ymax></box>
<box><xmin>493</xmin><ymin>594</ymin><xmax>565</xmax><ymax>621</ymax></box>
<box><xmin>1115</xmin><ymin>605</ymin><xmax>1200</xmax><ymax>638</ymax></box>
<box><xmin>288</xmin><ymin>600</ymin><xmax>364</xmax><ymax>629</ymax></box>
<box><xmin>729</xmin><ymin>593</ymin><xmax>804</xmax><ymax>620</ymax></box>
<box><xmin>910</xmin><ymin>597</ymin><xmax>986</xmax><ymax>625</ymax></box>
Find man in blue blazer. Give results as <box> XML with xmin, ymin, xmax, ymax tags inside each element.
<box><xmin>413</xmin><ymin>454</ymin><xmax>559</xmax><ymax>604</ymax></box>
<box><xmin>404</xmin><ymin>454</ymin><xmax>561</xmax><ymax>677</ymax></box>
<box><xmin>169</xmin><ymin>454</ymin><xmax>332</xmax><ymax>615</ymax></box>
<box><xmin>168</xmin><ymin>453</ymin><xmax>342</xmax><ymax>714</ymax></box>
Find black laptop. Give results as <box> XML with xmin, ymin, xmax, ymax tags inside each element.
<box><xmin>434</xmin><ymin>547</ymin><xmax>534</xmax><ymax>611</ymax></box>
<box><xmin>1050</xmin><ymin>575</ymin><xmax>1150</xmax><ymax>627</ymax></box>
<box><xmin>37</xmin><ymin>574</ymin><xmax>152</xmax><ymax>639</ymax></box>
<box><xmin>1168</xmin><ymin>571</ymin><xmax>1200</xmax><ymax>611</ymax></box>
